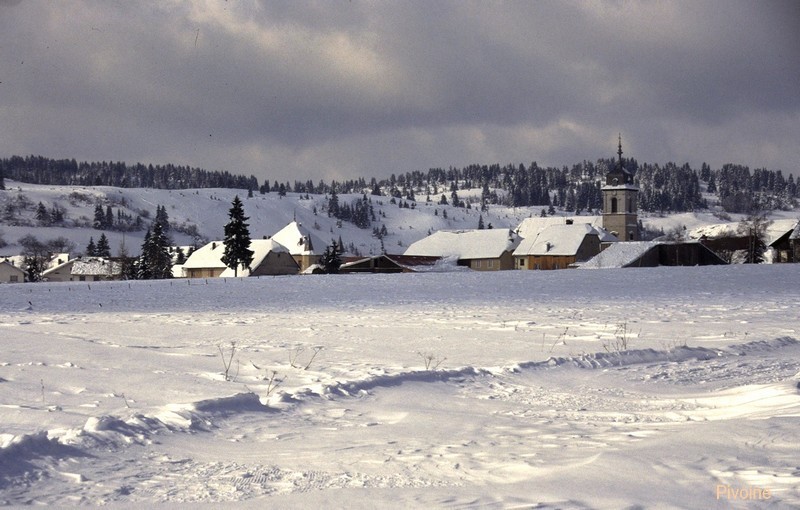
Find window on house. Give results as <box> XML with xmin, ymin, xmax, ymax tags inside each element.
<box><xmin>79</xmin><ymin>276</ymin><xmax>86</xmax><ymax>281</ymax></box>
<box><xmin>488</xmin><ymin>260</ymin><xmax>494</xmax><ymax>269</ymax></box>
<box><xmin>611</xmin><ymin>197</ymin><xmax>618</xmax><ymax>213</ymax></box>
<box><xmin>10</xmin><ymin>275</ymin><xmax>18</xmax><ymax>283</ymax></box>
<box><xmin>475</xmin><ymin>260</ymin><xmax>481</xmax><ymax>268</ymax></box>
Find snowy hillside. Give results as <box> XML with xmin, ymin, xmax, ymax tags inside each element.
<box><xmin>3</xmin><ymin>179</ymin><xmax>797</xmax><ymax>261</ymax></box>
<box><xmin>0</xmin><ymin>180</ymin><xmax>537</xmax><ymax>258</ymax></box>
<box><xmin>0</xmin><ymin>265</ymin><xmax>798</xmax><ymax>507</ymax></box>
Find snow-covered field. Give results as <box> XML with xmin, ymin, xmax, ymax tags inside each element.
<box><xmin>1</xmin><ymin>265</ymin><xmax>799</xmax><ymax>508</ymax></box>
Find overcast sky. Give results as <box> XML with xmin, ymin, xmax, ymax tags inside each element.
<box><xmin>1</xmin><ymin>0</ymin><xmax>798</xmax><ymax>183</ymax></box>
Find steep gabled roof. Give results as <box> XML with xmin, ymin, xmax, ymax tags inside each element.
<box><xmin>404</xmin><ymin>229</ymin><xmax>520</xmax><ymax>260</ymax></box>
<box><xmin>516</xmin><ymin>216</ymin><xmax>603</xmax><ymax>239</ymax></box>
<box><xmin>182</xmin><ymin>241</ymin><xmax>227</xmax><ymax>270</ymax></box>
<box><xmin>270</xmin><ymin>221</ymin><xmax>325</xmax><ymax>256</ymax></box>
<box><xmin>0</xmin><ymin>260</ymin><xmax>26</xmax><ymax>275</ymax></box>
<box><xmin>184</xmin><ymin>239</ymin><xmax>291</xmax><ymax>275</ymax></box>
<box><xmin>42</xmin><ymin>258</ymin><xmax>77</xmax><ymax>276</ymax></box>
<box><xmin>220</xmin><ymin>239</ymin><xmax>290</xmax><ymax>277</ymax></box>
<box><xmin>513</xmin><ymin>223</ymin><xmax>604</xmax><ymax>257</ymax></box>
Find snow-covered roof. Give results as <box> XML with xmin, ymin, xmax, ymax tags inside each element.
<box><xmin>765</xmin><ymin>218</ymin><xmax>800</xmax><ymax>245</ymax></box>
<box><xmin>184</xmin><ymin>239</ymin><xmax>290</xmax><ymax>276</ymax></box>
<box><xmin>220</xmin><ymin>239</ymin><xmax>289</xmax><ymax>277</ymax></box>
<box><xmin>270</xmin><ymin>221</ymin><xmax>326</xmax><ymax>256</ymax></box>
<box><xmin>403</xmin><ymin>229</ymin><xmax>520</xmax><ymax>260</ymax></box>
<box><xmin>71</xmin><ymin>257</ymin><xmax>123</xmax><ymax>276</ymax></box>
<box><xmin>513</xmin><ymin>223</ymin><xmax>606</xmax><ymax>257</ymax></box>
<box><xmin>516</xmin><ymin>216</ymin><xmax>603</xmax><ymax>239</ymax></box>
<box><xmin>0</xmin><ymin>255</ymin><xmax>26</xmax><ymax>267</ymax></box>
<box><xmin>182</xmin><ymin>241</ymin><xmax>227</xmax><ymax>270</ymax></box>
<box><xmin>579</xmin><ymin>241</ymin><xmax>662</xmax><ymax>269</ymax></box>
<box><xmin>688</xmin><ymin>222</ymin><xmax>738</xmax><ymax>240</ymax></box>
<box><xmin>790</xmin><ymin>220</ymin><xmax>800</xmax><ymax>241</ymax></box>
<box><xmin>42</xmin><ymin>258</ymin><xmax>77</xmax><ymax>276</ymax></box>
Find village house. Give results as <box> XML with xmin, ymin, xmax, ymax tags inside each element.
<box><xmin>41</xmin><ymin>258</ymin><xmax>79</xmax><ymax>282</ymax></box>
<box><xmin>0</xmin><ymin>260</ymin><xmax>25</xmax><ymax>283</ymax></box>
<box><xmin>513</xmin><ymin>223</ymin><xmax>614</xmax><ymax>270</ymax></box>
<box><xmin>269</xmin><ymin>221</ymin><xmax>325</xmax><ymax>272</ymax></box>
<box><xmin>182</xmin><ymin>239</ymin><xmax>299</xmax><ymax>278</ymax></box>
<box><xmin>404</xmin><ymin>229</ymin><xmax>521</xmax><ymax>270</ymax></box>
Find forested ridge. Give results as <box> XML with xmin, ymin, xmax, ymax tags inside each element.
<box><xmin>1</xmin><ymin>154</ymin><xmax>797</xmax><ymax>214</ymax></box>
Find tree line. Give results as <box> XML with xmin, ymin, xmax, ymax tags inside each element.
<box><xmin>2</xmin><ymin>154</ymin><xmax>797</xmax><ymax>215</ymax></box>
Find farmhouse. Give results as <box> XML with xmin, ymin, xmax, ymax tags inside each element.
<box><xmin>41</xmin><ymin>258</ymin><xmax>78</xmax><ymax>282</ymax></box>
<box><xmin>404</xmin><ymin>229</ymin><xmax>521</xmax><ymax>270</ymax></box>
<box><xmin>270</xmin><ymin>221</ymin><xmax>325</xmax><ymax>272</ymax></box>
<box><xmin>0</xmin><ymin>260</ymin><xmax>25</xmax><ymax>283</ymax></box>
<box><xmin>513</xmin><ymin>223</ymin><xmax>615</xmax><ymax>270</ymax></box>
<box><xmin>183</xmin><ymin>239</ymin><xmax>299</xmax><ymax>278</ymax></box>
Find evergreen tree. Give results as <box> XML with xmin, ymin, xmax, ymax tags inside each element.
<box><xmin>320</xmin><ymin>240</ymin><xmax>342</xmax><ymax>274</ymax></box>
<box><xmin>105</xmin><ymin>206</ymin><xmax>114</xmax><ymax>230</ymax></box>
<box><xmin>93</xmin><ymin>204</ymin><xmax>106</xmax><ymax>229</ymax></box>
<box><xmin>137</xmin><ymin>229</ymin><xmax>152</xmax><ymax>280</ymax></box>
<box><xmin>221</xmin><ymin>195</ymin><xmax>254</xmax><ymax>277</ymax></box>
<box><xmin>96</xmin><ymin>233</ymin><xmax>111</xmax><ymax>257</ymax></box>
<box><xmin>35</xmin><ymin>202</ymin><xmax>51</xmax><ymax>225</ymax></box>
<box><xmin>140</xmin><ymin>222</ymin><xmax>173</xmax><ymax>279</ymax></box>
<box><xmin>86</xmin><ymin>237</ymin><xmax>97</xmax><ymax>256</ymax></box>
<box><xmin>174</xmin><ymin>246</ymin><xmax>186</xmax><ymax>265</ymax></box>
<box><xmin>155</xmin><ymin>205</ymin><xmax>170</xmax><ymax>232</ymax></box>
<box><xmin>478</xmin><ymin>214</ymin><xmax>485</xmax><ymax>229</ymax></box>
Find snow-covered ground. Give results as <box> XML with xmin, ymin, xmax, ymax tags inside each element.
<box><xmin>1</xmin><ymin>265</ymin><xmax>799</xmax><ymax>508</ymax></box>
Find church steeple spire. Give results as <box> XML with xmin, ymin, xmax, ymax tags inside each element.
<box><xmin>602</xmin><ymin>134</ymin><xmax>639</xmax><ymax>241</ymax></box>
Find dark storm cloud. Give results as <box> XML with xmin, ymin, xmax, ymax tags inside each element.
<box><xmin>0</xmin><ymin>1</ymin><xmax>797</xmax><ymax>182</ymax></box>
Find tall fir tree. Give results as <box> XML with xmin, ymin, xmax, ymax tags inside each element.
<box><xmin>96</xmin><ymin>233</ymin><xmax>111</xmax><ymax>257</ymax></box>
<box><xmin>320</xmin><ymin>240</ymin><xmax>342</xmax><ymax>274</ymax></box>
<box><xmin>221</xmin><ymin>195</ymin><xmax>254</xmax><ymax>277</ymax></box>
<box><xmin>86</xmin><ymin>237</ymin><xmax>97</xmax><ymax>256</ymax></box>
<box><xmin>138</xmin><ymin>223</ymin><xmax>172</xmax><ymax>279</ymax></box>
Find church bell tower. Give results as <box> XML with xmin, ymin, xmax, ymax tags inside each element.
<box><xmin>602</xmin><ymin>135</ymin><xmax>639</xmax><ymax>241</ymax></box>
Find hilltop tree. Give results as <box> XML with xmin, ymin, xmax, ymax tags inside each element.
<box><xmin>221</xmin><ymin>195</ymin><xmax>254</xmax><ymax>277</ymax></box>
